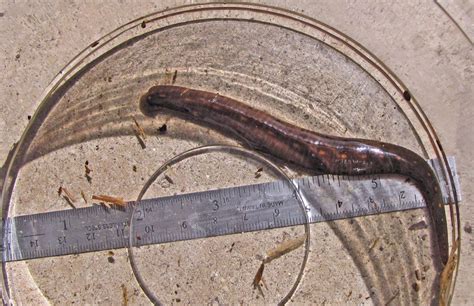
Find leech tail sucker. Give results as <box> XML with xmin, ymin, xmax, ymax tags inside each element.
<box><xmin>140</xmin><ymin>85</ymin><xmax>449</xmax><ymax>266</ymax></box>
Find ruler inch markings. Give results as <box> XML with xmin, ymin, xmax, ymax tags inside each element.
<box><xmin>1</xmin><ymin>157</ymin><xmax>461</xmax><ymax>262</ymax></box>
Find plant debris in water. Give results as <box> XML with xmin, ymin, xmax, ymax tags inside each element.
<box><xmin>132</xmin><ymin>117</ymin><xmax>147</xmax><ymax>149</ymax></box>
<box><xmin>92</xmin><ymin>194</ymin><xmax>127</xmax><ymax>207</ymax></box>
<box><xmin>58</xmin><ymin>186</ymin><xmax>77</xmax><ymax>209</ymax></box>
<box><xmin>252</xmin><ymin>235</ymin><xmax>306</xmax><ymax>296</ymax></box>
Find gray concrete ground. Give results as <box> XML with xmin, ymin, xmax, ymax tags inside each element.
<box><xmin>1</xmin><ymin>1</ymin><xmax>472</xmax><ymax>304</ymax></box>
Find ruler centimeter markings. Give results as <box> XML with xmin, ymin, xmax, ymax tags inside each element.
<box><xmin>1</xmin><ymin>157</ymin><xmax>461</xmax><ymax>262</ymax></box>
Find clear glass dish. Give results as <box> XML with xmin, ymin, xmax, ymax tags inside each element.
<box><xmin>1</xmin><ymin>3</ymin><xmax>460</xmax><ymax>305</ymax></box>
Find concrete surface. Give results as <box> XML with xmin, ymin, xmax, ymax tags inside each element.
<box><xmin>0</xmin><ymin>0</ymin><xmax>472</xmax><ymax>304</ymax></box>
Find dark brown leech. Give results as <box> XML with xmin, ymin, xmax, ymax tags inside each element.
<box><xmin>140</xmin><ymin>85</ymin><xmax>448</xmax><ymax>265</ymax></box>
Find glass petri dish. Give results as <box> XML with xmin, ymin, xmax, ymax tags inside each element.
<box><xmin>1</xmin><ymin>3</ymin><xmax>460</xmax><ymax>305</ymax></box>
<box><xmin>127</xmin><ymin>145</ymin><xmax>311</xmax><ymax>305</ymax></box>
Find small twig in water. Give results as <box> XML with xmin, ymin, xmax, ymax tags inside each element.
<box><xmin>58</xmin><ymin>186</ymin><xmax>77</xmax><ymax>209</ymax></box>
<box><xmin>132</xmin><ymin>118</ymin><xmax>147</xmax><ymax>149</ymax></box>
<box><xmin>92</xmin><ymin>195</ymin><xmax>127</xmax><ymax>207</ymax></box>
<box><xmin>252</xmin><ymin>235</ymin><xmax>306</xmax><ymax>296</ymax></box>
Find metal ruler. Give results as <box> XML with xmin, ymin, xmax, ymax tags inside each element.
<box><xmin>1</xmin><ymin>157</ymin><xmax>460</xmax><ymax>262</ymax></box>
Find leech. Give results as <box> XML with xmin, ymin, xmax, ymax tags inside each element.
<box><xmin>139</xmin><ymin>85</ymin><xmax>449</xmax><ymax>266</ymax></box>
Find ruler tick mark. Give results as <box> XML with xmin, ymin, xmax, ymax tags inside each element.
<box><xmin>20</xmin><ymin>233</ymin><xmax>45</xmax><ymax>238</ymax></box>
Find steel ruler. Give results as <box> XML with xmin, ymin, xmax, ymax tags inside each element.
<box><xmin>1</xmin><ymin>157</ymin><xmax>460</xmax><ymax>262</ymax></box>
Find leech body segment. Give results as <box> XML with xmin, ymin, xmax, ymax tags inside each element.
<box><xmin>140</xmin><ymin>85</ymin><xmax>448</xmax><ymax>265</ymax></box>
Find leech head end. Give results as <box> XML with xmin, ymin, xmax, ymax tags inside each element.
<box><xmin>139</xmin><ymin>88</ymin><xmax>161</xmax><ymax>117</ymax></box>
<box><xmin>139</xmin><ymin>85</ymin><xmax>190</xmax><ymax>117</ymax></box>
